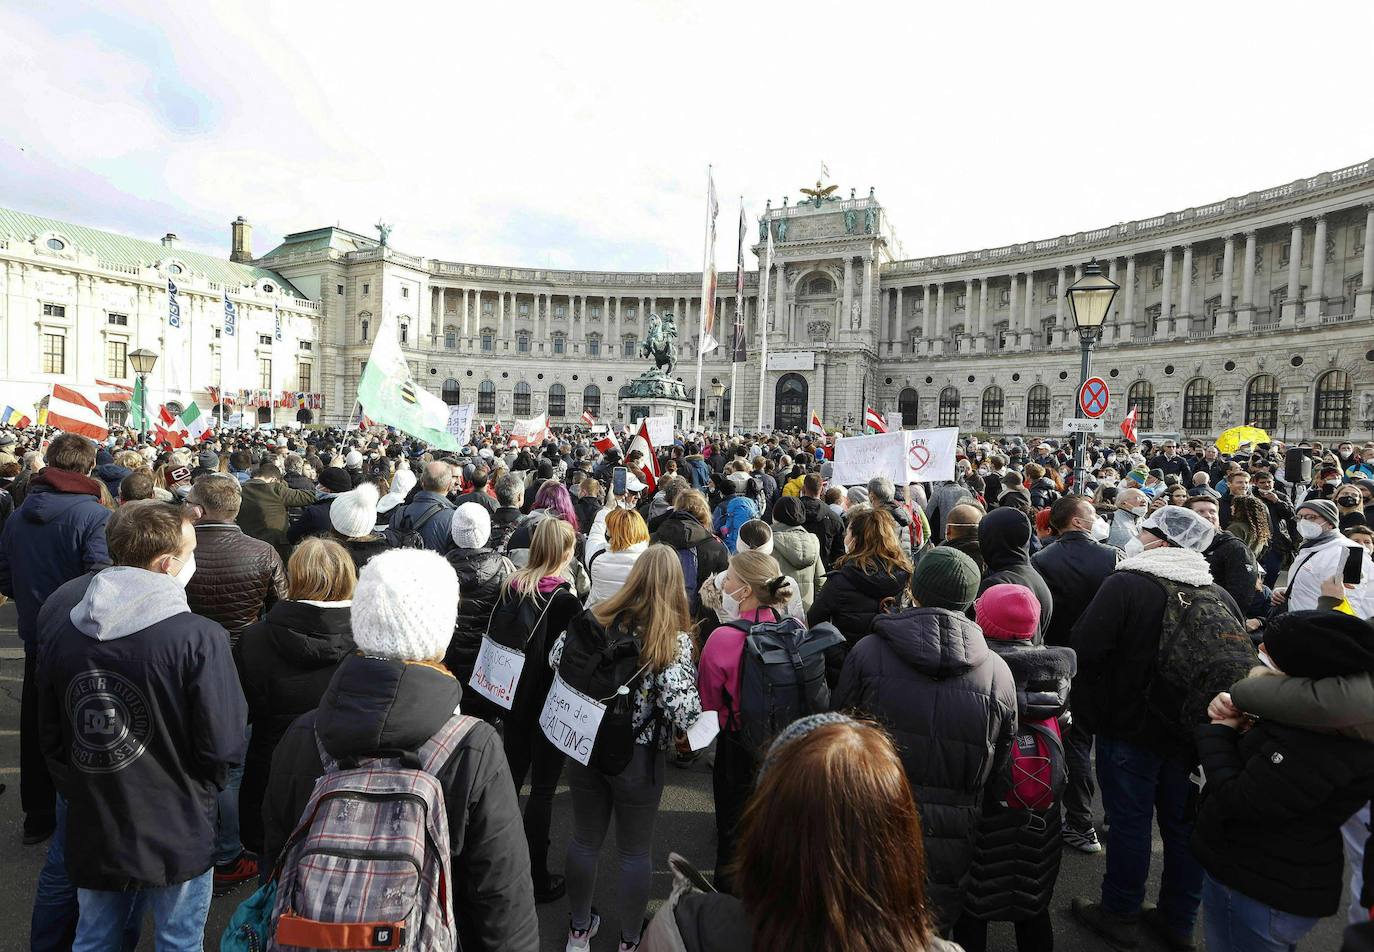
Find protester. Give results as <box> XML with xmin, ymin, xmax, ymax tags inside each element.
<box><xmin>490</xmin><ymin>471</ymin><xmax>525</xmax><ymax>551</ymax></box>
<box><xmin>798</xmin><ymin>473</ymin><xmax>844</xmax><ymax>568</ymax></box>
<box><xmin>1184</xmin><ymin>493</ymin><xmax>1262</xmax><ymax>612</ymax></box>
<box><xmin>443</xmin><ymin>502</ymin><xmax>515</xmax><ymax>707</ymax></box>
<box><xmin>649</xmin><ymin>487</ymin><xmax>730</xmax><ymax>616</ymax></box>
<box><xmin>769</xmin><ymin>496</ymin><xmax>824</xmax><ymax>610</ymax></box>
<box><xmin>807</xmin><ymin>507</ymin><xmax>912</xmax><ymax>665</ymax></box>
<box><xmin>236</xmin><ymin>461</ymin><xmax>315</xmax><ymax>559</ymax></box>
<box><xmin>941</xmin><ymin>502</ymin><xmax>986</xmax><ymax>571</ymax></box>
<box><xmin>833</xmin><ymin>545</ymin><xmax>1017</xmax><ymax>931</ymax></box>
<box><xmin>232</xmin><ymin>537</ymin><xmax>355</xmax><ymax>858</ymax></box>
<box><xmin>975</xmin><ymin>506</ymin><xmax>1052</xmax><ymax>641</ymax></box>
<box><xmin>385</xmin><ymin>459</ymin><xmax>456</xmax><ymax>551</ymax></box>
<box><xmin>285</xmin><ymin>465</ymin><xmax>350</xmax><ymax>542</ymax></box>
<box><xmin>1272</xmin><ymin>498</ymin><xmax>1374</xmax><ymax>614</ymax></box>
<box><xmin>327</xmin><ymin>481</ymin><xmax>393</xmax><ymax>569</ymax></box>
<box><xmin>586</xmin><ymin>505</ymin><xmax>650</xmax><ymax>607</ymax></box>
<box><xmin>261</xmin><ymin>547</ymin><xmax>540</xmax><ymax>952</ymax></box>
<box><xmin>713</xmin><ymin>476</ymin><xmax>760</xmax><ymax>554</ymax></box>
<box><xmin>1107</xmin><ymin>486</ymin><xmax>1149</xmax><ymax>550</ymax></box>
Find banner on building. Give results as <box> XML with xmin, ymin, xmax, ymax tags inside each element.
<box><xmin>223</xmin><ymin>290</ymin><xmax>237</xmax><ymax>337</ymax></box>
<box><xmin>167</xmin><ymin>279</ymin><xmax>181</xmax><ymax>329</ymax></box>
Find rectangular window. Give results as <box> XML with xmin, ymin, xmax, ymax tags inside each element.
<box><xmin>1279</xmin><ymin>243</ymin><xmax>1291</xmax><ymax>266</ymax></box>
<box><xmin>259</xmin><ymin>334</ymin><xmax>273</xmax><ymax>345</ymax></box>
<box><xmin>555</xmin><ymin>305</ymin><xmax>566</xmax><ymax>318</ymax></box>
<box><xmin>553</xmin><ymin>336</ymin><xmax>566</xmax><ymax>354</ymax></box>
<box><xmin>107</xmin><ymin>312</ymin><xmax>128</xmax><ymax>326</ymax></box>
<box><xmin>481</xmin><ymin>332</ymin><xmax>494</xmax><ymax>353</ymax></box>
<box><xmin>401</xmin><ymin>286</ymin><xmax>409</xmax><ymax>298</ymax></box>
<box><xmin>622</xmin><ymin>338</ymin><xmax>635</xmax><ymax>358</ymax></box>
<box><xmin>1213</xmin><ymin>255</ymin><xmax>1224</xmax><ymax>277</ymax></box>
<box><xmin>42</xmin><ymin>333</ymin><xmax>65</xmax><ymax>374</ymax></box>
<box><xmin>362</xmin><ymin>283</ymin><xmax>370</xmax><ymax>296</ymax></box>
<box><xmin>588</xmin><ymin>337</ymin><xmax>601</xmax><ymax>356</ymax></box>
<box><xmin>483</xmin><ymin>301</ymin><xmax>494</xmax><ymax>314</ymax></box>
<box><xmin>955</xmin><ymin>294</ymin><xmax>966</xmax><ymax>309</ymax></box>
<box><xmin>299</xmin><ymin>340</ymin><xmax>312</xmax><ymax>351</ymax></box>
<box><xmin>337</xmin><ymin>284</ymin><xmax>344</xmax><ymax>295</ymax></box>
<box><xmin>298</xmin><ymin>362</ymin><xmax>312</xmax><ymax>392</ymax></box>
<box><xmin>214</xmin><ymin>327</ymin><xmax>222</xmax><ymax>339</ymax></box>
<box><xmin>259</xmin><ymin>358</ymin><xmax>272</xmax><ymax>389</ymax></box>
<box><xmin>517</xmin><ymin>335</ymin><xmax>530</xmax><ymax>353</ymax></box>
<box><xmin>105</xmin><ymin>340</ymin><xmax>127</xmax><ymax>379</ymax></box>
<box><xmin>43</xmin><ymin>303</ymin><xmax>67</xmax><ymax>319</ymax></box>
<box><xmin>590</xmin><ymin>305</ymin><xmax>601</xmax><ymax>318</ymax></box>
<box><xmin>1153</xmin><ymin>265</ymin><xmax>1164</xmax><ymax>286</ymax></box>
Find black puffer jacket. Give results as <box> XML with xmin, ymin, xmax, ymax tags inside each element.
<box><xmin>651</xmin><ymin>509</ymin><xmax>730</xmax><ymax>586</ymax></box>
<box><xmin>233</xmin><ymin>600</ymin><xmax>353</xmax><ymax>854</ymax></box>
<box><xmin>488</xmin><ymin>506</ymin><xmax>522</xmax><ymax>552</ymax></box>
<box><xmin>832</xmin><ymin>607</ymin><xmax>1017</xmax><ymax>929</ymax></box>
<box><xmin>1193</xmin><ymin>720</ymin><xmax>1374</xmax><ymax>917</ymax></box>
<box><xmin>976</xmin><ymin>508</ymin><xmax>1053</xmax><ymax>643</ymax></box>
<box><xmin>963</xmin><ymin>640</ymin><xmax>1077</xmax><ymax>923</ymax></box>
<box><xmin>806</xmin><ymin>562</ymin><xmax>910</xmax><ymax>650</ymax></box>
<box><xmin>444</xmin><ymin>547</ymin><xmax>514</xmax><ymax>688</ymax></box>
<box><xmin>1031</xmin><ymin>530</ymin><xmax>1119</xmax><ymax>648</ymax></box>
<box><xmin>1202</xmin><ymin>530</ymin><xmax>1260</xmax><ymax>611</ymax></box>
<box><xmin>262</xmin><ymin>655</ymin><xmax>539</xmax><ymax>952</ymax></box>
<box><xmin>799</xmin><ymin>495</ymin><xmax>845</xmax><ymax>569</ymax></box>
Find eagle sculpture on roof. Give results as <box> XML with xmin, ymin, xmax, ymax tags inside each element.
<box><xmin>799</xmin><ymin>180</ymin><xmax>840</xmax><ymax>208</ymax></box>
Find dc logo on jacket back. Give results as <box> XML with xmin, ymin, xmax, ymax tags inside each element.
<box><xmin>66</xmin><ymin>669</ymin><xmax>152</xmax><ymax>773</ymax></box>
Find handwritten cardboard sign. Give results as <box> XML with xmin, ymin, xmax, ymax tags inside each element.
<box><xmin>468</xmin><ymin>636</ymin><xmax>525</xmax><ymax>710</ymax></box>
<box><xmin>538</xmin><ymin>672</ymin><xmax>607</xmax><ymax>766</ymax></box>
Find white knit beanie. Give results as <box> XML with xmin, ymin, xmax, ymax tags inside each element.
<box><xmin>451</xmin><ymin>502</ymin><xmax>492</xmax><ymax>549</ymax></box>
<box><xmin>330</xmin><ymin>482</ymin><xmax>380</xmax><ymax>538</ymax></box>
<box><xmin>352</xmin><ymin>549</ymin><xmax>458</xmax><ymax>662</ymax></box>
<box><xmin>345</xmin><ymin>449</ymin><xmax>364</xmax><ymax>469</ymax></box>
<box><xmin>378</xmin><ymin>467</ymin><xmax>417</xmax><ymax>514</ymax></box>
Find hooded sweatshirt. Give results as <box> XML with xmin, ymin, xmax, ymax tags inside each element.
<box><xmin>36</xmin><ymin>566</ymin><xmax>247</xmax><ymax>889</ymax></box>
<box><xmin>975</xmin><ymin>507</ymin><xmax>1053</xmax><ymax>642</ymax></box>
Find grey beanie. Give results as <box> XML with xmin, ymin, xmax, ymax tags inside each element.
<box><xmin>1297</xmin><ymin>498</ymin><xmax>1340</xmax><ymax>529</ymax></box>
<box><xmin>759</xmin><ymin>712</ymin><xmax>856</xmax><ymax>778</ymax></box>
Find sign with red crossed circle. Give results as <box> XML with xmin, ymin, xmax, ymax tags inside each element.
<box><xmin>908</xmin><ymin>442</ymin><xmax>931</xmax><ymax>472</ymax></box>
<box><xmin>1078</xmin><ymin>376</ymin><xmax>1109</xmax><ymax>419</ymax></box>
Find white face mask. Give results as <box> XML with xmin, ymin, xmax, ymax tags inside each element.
<box><xmin>719</xmin><ymin>580</ymin><xmax>749</xmax><ymax>622</ymax></box>
<box><xmin>1297</xmin><ymin>520</ymin><xmax>1325</xmax><ymax>540</ymax></box>
<box><xmin>1091</xmin><ymin>516</ymin><xmax>1111</xmax><ymax>541</ymax></box>
<box><xmin>1126</xmin><ymin>504</ymin><xmax>1148</xmax><ymax>517</ymax></box>
<box><xmin>1122</xmin><ymin>537</ymin><xmax>1145</xmax><ymax>558</ymax></box>
<box><xmin>168</xmin><ymin>552</ymin><xmax>196</xmax><ymax>588</ymax></box>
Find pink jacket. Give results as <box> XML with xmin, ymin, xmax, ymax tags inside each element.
<box><xmin>698</xmin><ymin>607</ymin><xmax>775</xmax><ymax>730</ymax></box>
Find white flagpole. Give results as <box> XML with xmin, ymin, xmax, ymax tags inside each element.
<box><xmin>729</xmin><ymin>361</ymin><xmax>738</xmax><ymax>436</ymax></box>
<box><xmin>693</xmin><ymin>165</ymin><xmax>714</xmax><ymax>432</ymax></box>
<box><xmin>756</xmin><ymin>226</ymin><xmax>773</xmax><ymax>432</ymax></box>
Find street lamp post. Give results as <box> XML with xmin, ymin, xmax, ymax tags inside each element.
<box><xmin>127</xmin><ymin>348</ymin><xmax>158</xmax><ymax>440</ymax></box>
<box><xmin>1065</xmin><ymin>260</ymin><xmax>1119</xmax><ymax>494</ymax></box>
<box><xmin>710</xmin><ymin>379</ymin><xmax>725</xmax><ymax>433</ymax></box>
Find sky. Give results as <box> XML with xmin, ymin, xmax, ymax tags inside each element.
<box><xmin>3</xmin><ymin>1</ymin><xmax>1373</xmax><ymax>274</ymax></box>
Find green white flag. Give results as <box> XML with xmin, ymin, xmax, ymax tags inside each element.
<box><xmin>357</xmin><ymin>314</ymin><xmax>459</xmax><ymax>450</ymax></box>
<box><xmin>130</xmin><ymin>375</ymin><xmax>153</xmax><ymax>433</ymax></box>
<box><xmin>180</xmin><ymin>401</ymin><xmax>210</xmax><ymax>441</ymax></box>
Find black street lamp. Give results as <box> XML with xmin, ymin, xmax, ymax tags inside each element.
<box><xmin>1065</xmin><ymin>260</ymin><xmax>1119</xmax><ymax>493</ymax></box>
<box><xmin>127</xmin><ymin>348</ymin><xmax>158</xmax><ymax>439</ymax></box>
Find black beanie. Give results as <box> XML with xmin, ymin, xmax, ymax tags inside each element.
<box><xmin>773</xmin><ymin>496</ymin><xmax>806</xmax><ymax>527</ymax></box>
<box><xmin>1264</xmin><ymin>610</ymin><xmax>1374</xmax><ymax>678</ymax></box>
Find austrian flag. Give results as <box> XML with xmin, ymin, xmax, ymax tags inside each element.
<box><xmin>581</xmin><ymin>410</ymin><xmax>596</xmax><ymax>426</ymax></box>
<box><xmin>864</xmin><ymin>406</ymin><xmax>888</xmax><ymax>433</ymax></box>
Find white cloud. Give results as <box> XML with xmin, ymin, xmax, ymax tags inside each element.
<box><xmin>2</xmin><ymin>0</ymin><xmax>1373</xmax><ymax>271</ymax></box>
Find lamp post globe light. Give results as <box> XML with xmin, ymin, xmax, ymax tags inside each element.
<box><xmin>1065</xmin><ymin>260</ymin><xmax>1119</xmax><ymax>493</ymax></box>
<box><xmin>127</xmin><ymin>348</ymin><xmax>158</xmax><ymax>439</ymax></box>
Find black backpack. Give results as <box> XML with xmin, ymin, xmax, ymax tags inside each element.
<box><xmin>383</xmin><ymin>502</ymin><xmax>445</xmax><ymax>550</ymax></box>
<box><xmin>554</xmin><ymin>611</ymin><xmax>661</xmax><ymax>775</ymax></box>
<box><xmin>725</xmin><ymin>611</ymin><xmax>845</xmax><ymax>750</ymax></box>
<box><xmin>485</xmin><ymin>582</ymin><xmax>570</xmax><ymax>721</ymax></box>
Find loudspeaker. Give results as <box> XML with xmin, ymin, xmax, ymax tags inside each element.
<box><xmin>1284</xmin><ymin>447</ymin><xmax>1312</xmax><ymax>485</ymax></box>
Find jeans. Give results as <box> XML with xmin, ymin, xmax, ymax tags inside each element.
<box><xmin>21</xmin><ymin>648</ymin><xmax>56</xmax><ymax>831</ymax></box>
<box><xmin>952</xmin><ymin>909</ymin><xmax>1054</xmax><ymax>952</ymax></box>
<box><xmin>566</xmin><ymin>744</ymin><xmax>666</xmax><ymax>946</ymax></box>
<box><xmin>214</xmin><ymin>725</ymin><xmax>250</xmax><ymax>865</ymax></box>
<box><xmin>1095</xmin><ymin>735</ymin><xmax>1203</xmax><ymax>936</ymax></box>
<box><xmin>74</xmin><ymin>870</ymin><xmax>212</xmax><ymax>952</ymax></box>
<box><xmin>1062</xmin><ymin>717</ymin><xmax>1096</xmax><ymax>832</ymax></box>
<box><xmin>1202</xmin><ymin>872</ymin><xmax>1319</xmax><ymax>951</ymax></box>
<box><xmin>1260</xmin><ymin>548</ymin><xmax>1284</xmax><ymax>589</ymax></box>
<box><xmin>710</xmin><ymin>730</ymin><xmax>755</xmax><ymax>894</ymax></box>
<box><xmin>503</xmin><ymin>714</ymin><xmax>566</xmax><ymax>882</ymax></box>
<box><xmin>1344</xmin><ymin>802</ymin><xmax>1370</xmax><ymax>925</ymax></box>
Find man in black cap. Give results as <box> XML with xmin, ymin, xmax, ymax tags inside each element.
<box><xmin>288</xmin><ymin>466</ymin><xmax>352</xmax><ymax>543</ymax></box>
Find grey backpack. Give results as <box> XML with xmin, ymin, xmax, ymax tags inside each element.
<box><xmin>725</xmin><ymin>611</ymin><xmax>845</xmax><ymax>750</ymax></box>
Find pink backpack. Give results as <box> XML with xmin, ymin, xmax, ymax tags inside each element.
<box><xmin>1004</xmin><ymin>718</ymin><xmax>1066</xmax><ymax>811</ymax></box>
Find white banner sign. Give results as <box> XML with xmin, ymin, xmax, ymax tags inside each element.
<box><xmin>538</xmin><ymin>672</ymin><xmax>606</xmax><ymax>766</ymax></box>
<box><xmin>508</xmin><ymin>413</ymin><xmax>550</xmax><ymax>448</ymax></box>
<box><xmin>226</xmin><ymin>412</ymin><xmax>244</xmax><ymax>428</ymax></box>
<box><xmin>446</xmin><ymin>404</ymin><xmax>476</xmax><ymax>445</ymax></box>
<box><xmin>832</xmin><ymin>426</ymin><xmax>959</xmax><ymax>486</ymax></box>
<box><xmin>766</xmin><ymin>351</ymin><xmax>815</xmax><ymax>371</ymax></box>
<box><xmin>468</xmin><ymin>636</ymin><xmax>525</xmax><ymax>710</ymax></box>
<box><xmin>645</xmin><ymin>415</ymin><xmax>673</xmax><ymax>450</ymax></box>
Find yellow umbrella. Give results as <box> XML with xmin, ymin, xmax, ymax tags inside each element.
<box><xmin>1216</xmin><ymin>425</ymin><xmax>1271</xmax><ymax>455</ymax></box>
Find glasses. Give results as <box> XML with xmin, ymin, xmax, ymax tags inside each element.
<box><xmin>1296</xmin><ymin>513</ymin><xmax>1326</xmax><ymax>522</ymax></box>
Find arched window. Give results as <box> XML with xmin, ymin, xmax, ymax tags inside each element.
<box><xmin>1245</xmin><ymin>374</ymin><xmax>1279</xmax><ymax>431</ymax></box>
<box><xmin>1026</xmin><ymin>384</ymin><xmax>1051</xmax><ymax>431</ymax></box>
<box><xmin>1314</xmin><ymin>370</ymin><xmax>1352</xmax><ymax>432</ymax></box>
<box><xmin>444</xmin><ymin>325</ymin><xmax>457</xmax><ymax>349</ymax></box>
<box><xmin>514</xmin><ymin>381</ymin><xmax>531</xmax><ymax>416</ymax></box>
<box><xmin>583</xmin><ymin>384</ymin><xmax>601</xmax><ymax>417</ymax></box>
<box><xmin>548</xmin><ymin>383</ymin><xmax>566</xmax><ymax>417</ymax></box>
<box><xmin>1128</xmin><ymin>380</ymin><xmax>1155</xmax><ymax>431</ymax></box>
<box><xmin>807</xmin><ymin>276</ymin><xmax>833</xmax><ymax>295</ymax></box>
<box><xmin>1183</xmin><ymin>378</ymin><xmax>1214</xmax><ymax>432</ymax></box>
<box><xmin>898</xmin><ymin>388</ymin><xmax>918</xmax><ymax>423</ymax></box>
<box><xmin>441</xmin><ymin>378</ymin><xmax>461</xmax><ymax>405</ymax></box>
<box><xmin>517</xmin><ymin>333</ymin><xmax>530</xmax><ymax>354</ymax></box>
<box><xmin>938</xmin><ymin>387</ymin><xmax>960</xmax><ymax>427</ymax></box>
<box><xmin>981</xmin><ymin>386</ymin><xmax>1004</xmax><ymax>431</ymax></box>
<box><xmin>774</xmin><ymin>373</ymin><xmax>807</xmax><ymax>430</ymax></box>
<box><xmin>478</xmin><ymin>379</ymin><xmax>496</xmax><ymax>415</ymax></box>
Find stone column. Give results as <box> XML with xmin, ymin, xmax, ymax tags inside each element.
<box><xmin>613</xmin><ymin>295</ymin><xmax>622</xmax><ymax>354</ymax></box>
<box><xmin>932</xmin><ymin>283</ymin><xmax>946</xmax><ymax>355</ymax></box>
<box><xmin>497</xmin><ymin>291</ymin><xmax>505</xmax><ymax>339</ymax></box>
<box><xmin>1021</xmin><ymin>272</ymin><xmax>1035</xmax><ymax>349</ymax></box>
<box><xmin>462</xmin><ymin>289</ymin><xmax>471</xmax><ymax>338</ymax></box>
<box><xmin>976</xmin><ymin>277</ymin><xmax>989</xmax><ymax>353</ymax></box>
<box><xmin>1105</xmin><ymin>260</ymin><xmax>1119</xmax><ymax>343</ymax></box>
<box><xmin>601</xmin><ymin>295</ymin><xmax>610</xmax><ymax>342</ymax></box>
<box><xmin>894</xmin><ymin>286</ymin><xmax>904</xmax><ymax>355</ymax></box>
<box><xmin>1306</xmin><ymin>215</ymin><xmax>1328</xmax><ymax>321</ymax></box>
<box><xmin>1238</xmin><ymin>231</ymin><xmax>1257</xmax><ymax>331</ymax></box>
<box><xmin>775</xmin><ymin>263</ymin><xmax>787</xmax><ymax>338</ymax></box>
<box><xmin>1220</xmin><ymin>236</ymin><xmax>1235</xmax><ymax>330</ymax></box>
<box><xmin>842</xmin><ymin>258</ymin><xmax>854</xmax><ymax>342</ymax></box>
<box><xmin>1158</xmin><ymin>249</ymin><xmax>1173</xmax><ymax>340</ymax></box>
<box><xmin>1007</xmin><ymin>273</ymin><xmax>1019</xmax><ymax>350</ymax></box>
<box><xmin>1359</xmin><ymin>206</ymin><xmax>1374</xmax><ymax>318</ymax></box>
<box><xmin>433</xmin><ymin>287</ymin><xmax>442</xmax><ymax>341</ymax></box>
<box><xmin>920</xmin><ymin>285</ymin><xmax>931</xmax><ymax>354</ymax></box>
<box><xmin>861</xmin><ymin>256</ymin><xmax>874</xmax><ymax>337</ymax></box>
<box><xmin>1055</xmin><ymin>267</ymin><xmax>1067</xmax><ymax>346</ymax></box>
<box><xmin>1179</xmin><ymin>244</ymin><xmax>1193</xmax><ymax>333</ymax></box>
<box><xmin>1283</xmin><ymin>221</ymin><xmax>1303</xmax><ymax>327</ymax></box>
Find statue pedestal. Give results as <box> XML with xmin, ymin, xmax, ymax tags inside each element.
<box><xmin>622</xmin><ymin>395</ymin><xmax>696</xmax><ymax>432</ymax></box>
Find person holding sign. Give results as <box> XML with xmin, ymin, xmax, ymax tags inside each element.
<box><xmin>549</xmin><ymin>546</ymin><xmax>706</xmax><ymax>952</ymax></box>
<box><xmin>486</xmin><ymin>518</ymin><xmax>583</xmax><ymax>905</ymax></box>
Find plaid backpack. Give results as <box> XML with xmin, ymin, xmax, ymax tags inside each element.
<box><xmin>267</xmin><ymin>711</ymin><xmax>479</xmax><ymax>951</ymax></box>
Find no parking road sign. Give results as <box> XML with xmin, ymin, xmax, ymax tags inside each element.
<box><xmin>1078</xmin><ymin>376</ymin><xmax>1109</xmax><ymax>419</ymax></box>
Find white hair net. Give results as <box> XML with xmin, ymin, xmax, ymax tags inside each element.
<box><xmin>1140</xmin><ymin>505</ymin><xmax>1215</xmax><ymax>553</ymax></box>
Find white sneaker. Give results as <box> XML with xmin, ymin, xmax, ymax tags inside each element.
<box><xmin>566</xmin><ymin>912</ymin><xmax>601</xmax><ymax>952</ymax></box>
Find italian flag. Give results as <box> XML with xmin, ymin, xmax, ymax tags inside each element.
<box><xmin>157</xmin><ymin>402</ymin><xmax>212</xmax><ymax>447</ymax></box>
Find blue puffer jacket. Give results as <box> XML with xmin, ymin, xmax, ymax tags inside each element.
<box><xmin>93</xmin><ymin>463</ymin><xmax>131</xmax><ymax>499</ymax></box>
<box><xmin>683</xmin><ymin>456</ymin><xmax>712</xmax><ymax>491</ymax></box>
<box><xmin>712</xmin><ymin>494</ymin><xmax>759</xmax><ymax>554</ymax></box>
<box><xmin>0</xmin><ymin>471</ymin><xmax>111</xmax><ymax>644</ymax></box>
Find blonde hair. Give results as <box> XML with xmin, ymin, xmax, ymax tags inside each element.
<box><xmin>115</xmin><ymin>450</ymin><xmax>147</xmax><ymax>471</ymax></box>
<box><xmin>592</xmin><ymin>545</ymin><xmax>692</xmax><ymax>672</ymax></box>
<box><xmin>729</xmin><ymin>550</ymin><xmax>794</xmax><ymax>608</ymax></box>
<box><xmin>676</xmin><ymin>489</ymin><xmax>712</xmax><ymax>529</ymax></box>
<box><xmin>606</xmin><ymin>507</ymin><xmax>649</xmax><ymax>552</ymax></box>
<box><xmin>287</xmin><ymin>538</ymin><xmax>357</xmax><ymax>602</ymax></box>
<box><xmin>505</xmin><ymin>517</ymin><xmax>575</xmax><ymax>597</ymax></box>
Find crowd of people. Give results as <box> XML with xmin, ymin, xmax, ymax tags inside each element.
<box><xmin>0</xmin><ymin>419</ymin><xmax>1372</xmax><ymax>951</ymax></box>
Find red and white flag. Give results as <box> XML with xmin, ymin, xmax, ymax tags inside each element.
<box><xmin>626</xmin><ymin>418</ymin><xmax>661</xmax><ymax>493</ymax></box>
<box><xmin>808</xmin><ymin>409</ymin><xmax>825</xmax><ymax>435</ymax></box>
<box><xmin>864</xmin><ymin>406</ymin><xmax>888</xmax><ymax>433</ymax></box>
<box><xmin>156</xmin><ymin>405</ymin><xmax>189</xmax><ymax>448</ymax></box>
<box><xmin>94</xmin><ymin>379</ymin><xmax>134</xmax><ymax>403</ymax></box>
<box><xmin>507</xmin><ymin>413</ymin><xmax>551</xmax><ymax>449</ymax></box>
<box><xmin>47</xmin><ymin>385</ymin><xmax>109</xmax><ymax>441</ymax></box>
<box><xmin>1120</xmin><ymin>406</ymin><xmax>1139</xmax><ymax>444</ymax></box>
<box><xmin>593</xmin><ymin>435</ymin><xmax>616</xmax><ymax>454</ymax></box>
<box><xmin>581</xmin><ymin>409</ymin><xmax>596</xmax><ymax>426</ymax></box>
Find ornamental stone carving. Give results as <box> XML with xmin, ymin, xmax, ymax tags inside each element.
<box><xmin>807</xmin><ymin>320</ymin><xmax>830</xmax><ymax>341</ymax></box>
